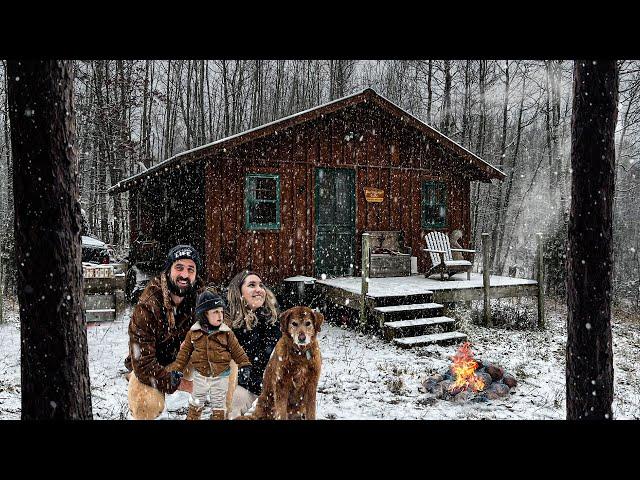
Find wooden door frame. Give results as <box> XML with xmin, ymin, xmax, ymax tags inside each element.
<box><xmin>314</xmin><ymin>167</ymin><xmax>356</xmax><ymax>277</ymax></box>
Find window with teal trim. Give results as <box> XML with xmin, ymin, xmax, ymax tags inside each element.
<box><xmin>421</xmin><ymin>181</ymin><xmax>447</xmax><ymax>228</ymax></box>
<box><xmin>245</xmin><ymin>174</ymin><xmax>281</xmax><ymax>230</ymax></box>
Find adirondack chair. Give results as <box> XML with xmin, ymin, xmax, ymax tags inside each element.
<box><xmin>423</xmin><ymin>231</ymin><xmax>476</xmax><ymax>280</ymax></box>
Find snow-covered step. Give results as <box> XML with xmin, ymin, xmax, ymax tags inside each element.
<box><xmin>393</xmin><ymin>331</ymin><xmax>468</xmax><ymax>349</ymax></box>
<box><xmin>85</xmin><ymin>308</ymin><xmax>116</xmax><ymax>323</ymax></box>
<box><xmin>383</xmin><ymin>316</ymin><xmax>455</xmax><ymax>340</ymax></box>
<box><xmin>373</xmin><ymin>302</ymin><xmax>444</xmax><ymax>323</ymax></box>
<box><xmin>371</xmin><ymin>291</ymin><xmax>434</xmax><ymax>308</ymax></box>
<box><xmin>85</xmin><ymin>293</ymin><xmax>116</xmax><ymax>310</ymax></box>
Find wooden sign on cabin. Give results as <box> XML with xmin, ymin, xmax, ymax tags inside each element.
<box><xmin>364</xmin><ymin>187</ymin><xmax>384</xmax><ymax>203</ymax></box>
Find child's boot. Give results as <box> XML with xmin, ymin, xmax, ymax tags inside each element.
<box><xmin>210</xmin><ymin>408</ymin><xmax>226</xmax><ymax>420</ymax></box>
<box><xmin>186</xmin><ymin>405</ymin><xmax>203</xmax><ymax>420</ymax></box>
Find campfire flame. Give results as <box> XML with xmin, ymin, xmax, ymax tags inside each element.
<box><xmin>449</xmin><ymin>342</ymin><xmax>485</xmax><ymax>393</ymax></box>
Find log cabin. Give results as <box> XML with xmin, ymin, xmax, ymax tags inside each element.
<box><xmin>108</xmin><ymin>88</ymin><xmax>505</xmax><ymax>290</ymax></box>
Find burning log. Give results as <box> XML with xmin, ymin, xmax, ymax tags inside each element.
<box><xmin>449</xmin><ymin>342</ymin><xmax>485</xmax><ymax>393</ymax></box>
<box><xmin>475</xmin><ymin>372</ymin><xmax>493</xmax><ymax>389</ymax></box>
<box><xmin>449</xmin><ymin>384</ymin><xmax>466</xmax><ymax>396</ymax></box>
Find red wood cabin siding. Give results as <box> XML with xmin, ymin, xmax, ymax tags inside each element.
<box><xmin>202</xmin><ymin>101</ymin><xmax>475</xmax><ymax>287</ymax></box>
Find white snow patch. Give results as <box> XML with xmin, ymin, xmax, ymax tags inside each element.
<box><xmin>0</xmin><ymin>302</ymin><xmax>639</xmax><ymax>420</ymax></box>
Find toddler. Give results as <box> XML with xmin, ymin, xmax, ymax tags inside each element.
<box><xmin>171</xmin><ymin>289</ymin><xmax>251</xmax><ymax>420</ymax></box>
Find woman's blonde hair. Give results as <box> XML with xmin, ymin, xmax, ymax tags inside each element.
<box><xmin>226</xmin><ymin>270</ymin><xmax>278</xmax><ymax>330</ymax></box>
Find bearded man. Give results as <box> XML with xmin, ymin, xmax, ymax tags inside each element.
<box><xmin>124</xmin><ymin>244</ymin><xmax>206</xmax><ymax>419</ymax></box>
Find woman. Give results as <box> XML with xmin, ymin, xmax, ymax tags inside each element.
<box><xmin>224</xmin><ymin>270</ymin><xmax>281</xmax><ymax>418</ymax></box>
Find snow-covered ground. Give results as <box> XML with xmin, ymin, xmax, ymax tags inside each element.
<box><xmin>0</xmin><ymin>298</ymin><xmax>638</xmax><ymax>420</ymax></box>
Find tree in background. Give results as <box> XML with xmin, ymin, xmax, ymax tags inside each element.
<box><xmin>7</xmin><ymin>60</ymin><xmax>92</xmax><ymax>419</ymax></box>
<box><xmin>566</xmin><ymin>60</ymin><xmax>618</xmax><ymax>420</ymax></box>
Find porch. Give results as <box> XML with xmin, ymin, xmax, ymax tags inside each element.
<box><xmin>316</xmin><ymin>272</ymin><xmax>539</xmax><ymax>306</ymax></box>
<box><xmin>313</xmin><ymin>272</ymin><xmax>542</xmax><ymax>348</ymax></box>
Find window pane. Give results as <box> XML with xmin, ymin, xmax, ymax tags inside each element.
<box><xmin>255</xmin><ymin>177</ymin><xmax>276</xmax><ymax>200</ymax></box>
<box><xmin>246</xmin><ymin>177</ymin><xmax>256</xmax><ymax>198</ymax></box>
<box><xmin>251</xmin><ymin>201</ymin><xmax>276</xmax><ymax>224</ymax></box>
<box><xmin>245</xmin><ymin>174</ymin><xmax>280</xmax><ymax>229</ymax></box>
<box><xmin>422</xmin><ymin>181</ymin><xmax>447</xmax><ymax>227</ymax></box>
<box><xmin>425</xmin><ymin>204</ymin><xmax>439</xmax><ymax>222</ymax></box>
<box><xmin>335</xmin><ymin>174</ymin><xmax>350</xmax><ymax>224</ymax></box>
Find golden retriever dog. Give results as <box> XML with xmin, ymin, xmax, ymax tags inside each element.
<box><xmin>245</xmin><ymin>306</ymin><xmax>323</xmax><ymax>420</ymax></box>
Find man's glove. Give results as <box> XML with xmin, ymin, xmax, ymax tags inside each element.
<box><xmin>237</xmin><ymin>366</ymin><xmax>253</xmax><ymax>388</ymax></box>
<box><xmin>169</xmin><ymin>371</ymin><xmax>183</xmax><ymax>390</ymax></box>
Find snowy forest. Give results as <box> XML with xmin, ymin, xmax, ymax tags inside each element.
<box><xmin>0</xmin><ymin>59</ymin><xmax>636</xmax><ymax>421</ymax></box>
<box><xmin>1</xmin><ymin>59</ymin><xmax>638</xmax><ymax>306</ymax></box>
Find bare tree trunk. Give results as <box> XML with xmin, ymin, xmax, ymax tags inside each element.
<box><xmin>205</xmin><ymin>61</ymin><xmax>216</xmax><ymax>140</ymax></box>
<box><xmin>497</xmin><ymin>68</ymin><xmax>527</xmax><ymax>273</ymax></box>
<box><xmin>490</xmin><ymin>60</ymin><xmax>510</xmax><ymax>270</ymax></box>
<box><xmin>427</xmin><ymin>60</ymin><xmax>433</xmax><ymax>124</ymax></box>
<box><xmin>251</xmin><ymin>60</ymin><xmax>264</xmax><ymax>128</ymax></box>
<box><xmin>198</xmin><ymin>60</ymin><xmax>206</xmax><ymax>145</ymax></box>
<box><xmin>273</xmin><ymin>60</ymin><xmax>284</xmax><ymax>119</ymax></box>
<box><xmin>566</xmin><ymin>60</ymin><xmax>618</xmax><ymax>420</ymax></box>
<box><xmin>100</xmin><ymin>61</ymin><xmax>111</xmax><ymax>240</ymax></box>
<box><xmin>545</xmin><ymin>60</ymin><xmax>563</xmax><ymax>215</ymax></box>
<box><xmin>462</xmin><ymin>60</ymin><xmax>472</xmax><ymax>147</ymax></box>
<box><xmin>221</xmin><ymin>60</ymin><xmax>231</xmax><ymax>137</ymax></box>
<box><xmin>441</xmin><ymin>60</ymin><xmax>453</xmax><ymax>135</ymax></box>
<box><xmin>140</xmin><ymin>60</ymin><xmax>150</xmax><ymax>165</ymax></box>
<box><xmin>180</xmin><ymin>60</ymin><xmax>193</xmax><ymax>149</ymax></box>
<box><xmin>471</xmin><ymin>60</ymin><xmax>488</xmax><ymax>247</ymax></box>
<box><xmin>7</xmin><ymin>59</ymin><xmax>92</xmax><ymax>419</ymax></box>
<box><xmin>163</xmin><ymin>60</ymin><xmax>173</xmax><ymax>159</ymax></box>
<box><xmin>147</xmin><ymin>61</ymin><xmax>155</xmax><ymax>164</ymax></box>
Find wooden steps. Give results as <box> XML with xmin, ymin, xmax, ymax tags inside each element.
<box><xmin>372</xmin><ymin>292</ymin><xmax>468</xmax><ymax>348</ymax></box>
<box><xmin>383</xmin><ymin>316</ymin><xmax>455</xmax><ymax>341</ymax></box>
<box><xmin>373</xmin><ymin>302</ymin><xmax>444</xmax><ymax>326</ymax></box>
<box><xmin>393</xmin><ymin>331</ymin><xmax>468</xmax><ymax>349</ymax></box>
<box><xmin>369</xmin><ymin>291</ymin><xmax>434</xmax><ymax>308</ymax></box>
<box><xmin>85</xmin><ymin>294</ymin><xmax>116</xmax><ymax>322</ymax></box>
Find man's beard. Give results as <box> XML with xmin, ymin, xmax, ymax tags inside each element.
<box><xmin>167</xmin><ymin>273</ymin><xmax>195</xmax><ymax>297</ymax></box>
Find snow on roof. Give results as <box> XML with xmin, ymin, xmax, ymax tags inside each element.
<box><xmin>109</xmin><ymin>88</ymin><xmax>504</xmax><ymax>194</ymax></box>
<box><xmin>372</xmin><ymin>90</ymin><xmax>506</xmax><ymax>180</ymax></box>
<box><xmin>108</xmin><ymin>90</ymin><xmax>370</xmax><ymax>193</ymax></box>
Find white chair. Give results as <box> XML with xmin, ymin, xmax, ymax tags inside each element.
<box><xmin>423</xmin><ymin>231</ymin><xmax>475</xmax><ymax>280</ymax></box>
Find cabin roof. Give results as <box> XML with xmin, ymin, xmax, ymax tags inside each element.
<box><xmin>108</xmin><ymin>88</ymin><xmax>505</xmax><ymax>195</ymax></box>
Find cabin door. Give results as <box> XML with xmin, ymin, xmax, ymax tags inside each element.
<box><xmin>315</xmin><ymin>168</ymin><xmax>356</xmax><ymax>277</ymax></box>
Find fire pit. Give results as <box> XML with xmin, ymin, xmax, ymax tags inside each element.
<box><xmin>420</xmin><ymin>342</ymin><xmax>517</xmax><ymax>403</ymax></box>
